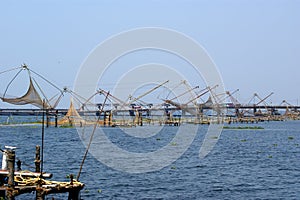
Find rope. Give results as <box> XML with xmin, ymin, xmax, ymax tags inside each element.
<box><xmin>0</xmin><ymin>66</ymin><xmax>22</xmax><ymax>75</ymax></box>
<box><xmin>2</xmin><ymin>68</ymin><xmax>23</xmax><ymax>98</ymax></box>
<box><xmin>14</xmin><ymin>175</ymin><xmax>84</xmax><ymax>187</ymax></box>
<box><xmin>32</xmin><ymin>77</ymin><xmax>51</xmax><ymax>108</ymax></box>
<box><xmin>76</xmin><ymin>91</ymin><xmax>110</xmax><ymax>181</ymax></box>
<box><xmin>65</xmin><ymin>89</ymin><xmax>89</xmax><ymax>110</ymax></box>
<box><xmin>79</xmin><ymin>91</ymin><xmax>101</xmax><ymax>110</ymax></box>
<box><xmin>66</xmin><ymin>89</ymin><xmax>106</xmax><ymax>112</ymax></box>
<box><xmin>49</xmin><ymin>89</ymin><xmax>68</xmax><ymax>109</ymax></box>
<box><xmin>29</xmin><ymin>68</ymin><xmax>63</xmax><ymax>94</ymax></box>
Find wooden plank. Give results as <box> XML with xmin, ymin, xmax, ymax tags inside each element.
<box><xmin>0</xmin><ymin>170</ymin><xmax>52</xmax><ymax>178</ymax></box>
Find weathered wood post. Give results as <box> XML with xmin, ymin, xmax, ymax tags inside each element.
<box><xmin>6</xmin><ymin>150</ymin><xmax>15</xmax><ymax>200</ymax></box>
<box><xmin>68</xmin><ymin>174</ymin><xmax>80</xmax><ymax>200</ymax></box>
<box><xmin>253</xmin><ymin>105</ymin><xmax>257</xmax><ymax>115</ymax></box>
<box><xmin>46</xmin><ymin>109</ymin><xmax>50</xmax><ymax>128</ymax></box>
<box><xmin>108</xmin><ymin>111</ymin><xmax>112</xmax><ymax>126</ymax></box>
<box><xmin>36</xmin><ymin>185</ymin><xmax>45</xmax><ymax>200</ymax></box>
<box><xmin>139</xmin><ymin>112</ymin><xmax>143</xmax><ymax>126</ymax></box>
<box><xmin>35</xmin><ymin>145</ymin><xmax>44</xmax><ymax>200</ymax></box>
<box><xmin>68</xmin><ymin>189</ymin><xmax>80</xmax><ymax>200</ymax></box>
<box><xmin>103</xmin><ymin>111</ymin><xmax>106</xmax><ymax>127</ymax></box>
<box><xmin>55</xmin><ymin>110</ymin><xmax>58</xmax><ymax>128</ymax></box>
<box><xmin>34</xmin><ymin>145</ymin><xmax>41</xmax><ymax>173</ymax></box>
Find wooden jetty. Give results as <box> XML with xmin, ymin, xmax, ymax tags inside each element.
<box><xmin>0</xmin><ymin>146</ymin><xmax>84</xmax><ymax>200</ymax></box>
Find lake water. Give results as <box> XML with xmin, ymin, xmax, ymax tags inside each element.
<box><xmin>0</xmin><ymin>117</ymin><xmax>299</xmax><ymax>199</ymax></box>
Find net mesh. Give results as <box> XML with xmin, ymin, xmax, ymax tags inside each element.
<box><xmin>0</xmin><ymin>78</ymin><xmax>50</xmax><ymax>109</ymax></box>
<box><xmin>56</xmin><ymin>100</ymin><xmax>84</xmax><ymax>126</ymax></box>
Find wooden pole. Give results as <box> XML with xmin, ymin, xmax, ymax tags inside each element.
<box><xmin>103</xmin><ymin>111</ymin><xmax>106</xmax><ymax>127</ymax></box>
<box><xmin>109</xmin><ymin>111</ymin><xmax>112</xmax><ymax>126</ymax></box>
<box><xmin>68</xmin><ymin>189</ymin><xmax>80</xmax><ymax>200</ymax></box>
<box><xmin>139</xmin><ymin>112</ymin><xmax>143</xmax><ymax>126</ymax></box>
<box><xmin>36</xmin><ymin>188</ymin><xmax>45</xmax><ymax>200</ymax></box>
<box><xmin>36</xmin><ymin>105</ymin><xmax>45</xmax><ymax>200</ymax></box>
<box><xmin>77</xmin><ymin>92</ymin><xmax>109</xmax><ymax>181</ymax></box>
<box><xmin>55</xmin><ymin>110</ymin><xmax>58</xmax><ymax>127</ymax></box>
<box><xmin>34</xmin><ymin>145</ymin><xmax>41</xmax><ymax>172</ymax></box>
<box><xmin>6</xmin><ymin>150</ymin><xmax>15</xmax><ymax>200</ymax></box>
<box><xmin>46</xmin><ymin>109</ymin><xmax>49</xmax><ymax>128</ymax></box>
<box><xmin>41</xmin><ymin>101</ymin><xmax>45</xmax><ymax>177</ymax></box>
<box><xmin>68</xmin><ymin>174</ymin><xmax>80</xmax><ymax>200</ymax></box>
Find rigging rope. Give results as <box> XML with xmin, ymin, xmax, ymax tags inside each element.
<box><xmin>66</xmin><ymin>89</ymin><xmax>90</xmax><ymax>109</ymax></box>
<box><xmin>76</xmin><ymin>91</ymin><xmax>110</xmax><ymax>181</ymax></box>
<box><xmin>0</xmin><ymin>66</ymin><xmax>22</xmax><ymax>75</ymax></box>
<box><xmin>32</xmin><ymin>77</ymin><xmax>51</xmax><ymax>108</ymax></box>
<box><xmin>29</xmin><ymin>68</ymin><xmax>63</xmax><ymax>94</ymax></box>
<box><xmin>2</xmin><ymin>68</ymin><xmax>24</xmax><ymax>98</ymax></box>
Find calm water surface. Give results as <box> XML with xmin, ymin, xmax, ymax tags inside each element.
<box><xmin>0</xmin><ymin>117</ymin><xmax>299</xmax><ymax>199</ymax></box>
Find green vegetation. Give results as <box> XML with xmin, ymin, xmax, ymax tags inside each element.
<box><xmin>171</xmin><ymin>142</ymin><xmax>177</xmax><ymax>146</ymax></box>
<box><xmin>60</xmin><ymin>124</ymin><xmax>74</xmax><ymax>128</ymax></box>
<box><xmin>0</xmin><ymin>121</ymin><xmax>41</xmax><ymax>125</ymax></box>
<box><xmin>223</xmin><ymin>126</ymin><xmax>264</xmax><ymax>130</ymax></box>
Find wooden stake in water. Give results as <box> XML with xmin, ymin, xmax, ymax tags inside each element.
<box><xmin>35</xmin><ymin>145</ymin><xmax>41</xmax><ymax>173</ymax></box>
<box><xmin>40</xmin><ymin>100</ymin><xmax>45</xmax><ymax>177</ymax></box>
<box><xmin>6</xmin><ymin>149</ymin><xmax>15</xmax><ymax>200</ymax></box>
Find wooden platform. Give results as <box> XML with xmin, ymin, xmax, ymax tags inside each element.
<box><xmin>0</xmin><ymin>170</ymin><xmax>52</xmax><ymax>179</ymax></box>
<box><xmin>0</xmin><ymin>147</ymin><xmax>85</xmax><ymax>199</ymax></box>
<box><xmin>0</xmin><ymin>174</ymin><xmax>84</xmax><ymax>199</ymax></box>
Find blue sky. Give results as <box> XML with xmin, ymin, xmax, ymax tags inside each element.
<box><xmin>0</xmin><ymin>0</ymin><xmax>299</xmax><ymax>108</ymax></box>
